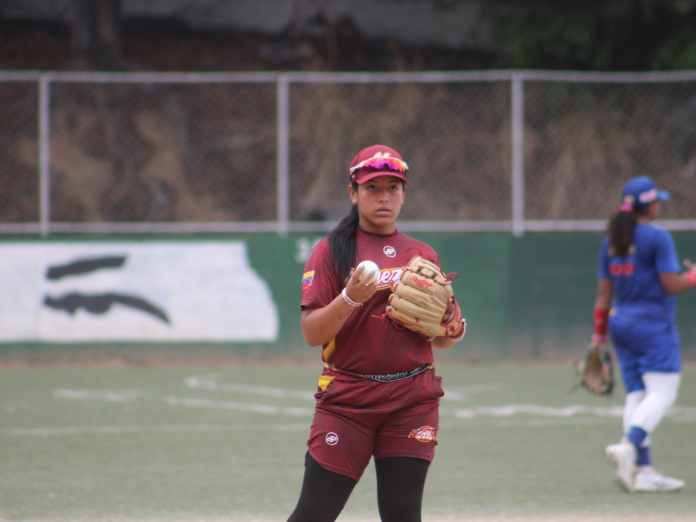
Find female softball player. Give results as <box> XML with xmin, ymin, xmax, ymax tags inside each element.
<box><xmin>287</xmin><ymin>144</ymin><xmax>466</xmax><ymax>522</ymax></box>
<box><xmin>594</xmin><ymin>176</ymin><xmax>696</xmax><ymax>492</ymax></box>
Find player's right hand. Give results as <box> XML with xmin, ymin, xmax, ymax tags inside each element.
<box><xmin>590</xmin><ymin>334</ymin><xmax>607</xmax><ymax>349</ymax></box>
<box><xmin>344</xmin><ymin>264</ymin><xmax>379</xmax><ymax>304</ymax></box>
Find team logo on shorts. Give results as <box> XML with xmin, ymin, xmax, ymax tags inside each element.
<box><xmin>408</xmin><ymin>425</ymin><xmax>437</xmax><ymax>444</ymax></box>
<box><xmin>325</xmin><ymin>432</ymin><xmax>339</xmax><ymax>446</ymax></box>
<box><xmin>383</xmin><ymin>245</ymin><xmax>397</xmax><ymax>258</ymax></box>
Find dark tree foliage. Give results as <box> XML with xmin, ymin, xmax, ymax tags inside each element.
<box><xmin>491</xmin><ymin>0</ymin><xmax>696</xmax><ymax>70</ymax></box>
<box><xmin>68</xmin><ymin>0</ymin><xmax>126</xmax><ymax>69</ymax></box>
<box><xmin>3</xmin><ymin>0</ymin><xmax>696</xmax><ymax>70</ymax></box>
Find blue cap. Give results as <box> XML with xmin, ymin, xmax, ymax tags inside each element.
<box><xmin>621</xmin><ymin>176</ymin><xmax>669</xmax><ymax>209</ymax></box>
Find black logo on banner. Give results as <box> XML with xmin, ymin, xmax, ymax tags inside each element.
<box><xmin>46</xmin><ymin>255</ymin><xmax>127</xmax><ymax>280</ymax></box>
<box><xmin>44</xmin><ymin>255</ymin><xmax>171</xmax><ymax>325</ymax></box>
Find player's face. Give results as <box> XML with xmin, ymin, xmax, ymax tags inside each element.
<box><xmin>647</xmin><ymin>201</ymin><xmax>661</xmax><ymax>220</ymax></box>
<box><xmin>349</xmin><ymin>176</ymin><xmax>405</xmax><ymax>234</ymax></box>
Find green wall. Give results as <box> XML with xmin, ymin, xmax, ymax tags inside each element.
<box><xmin>247</xmin><ymin>231</ymin><xmax>696</xmax><ymax>360</ymax></box>
<box><xmin>4</xmin><ymin>232</ymin><xmax>696</xmax><ymax>361</ymax></box>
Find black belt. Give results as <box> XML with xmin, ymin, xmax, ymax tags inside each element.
<box><xmin>323</xmin><ymin>363</ymin><xmax>432</xmax><ymax>383</ymax></box>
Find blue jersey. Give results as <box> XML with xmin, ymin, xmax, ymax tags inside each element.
<box><xmin>598</xmin><ymin>223</ymin><xmax>680</xmax><ymax>322</ymax></box>
<box><xmin>599</xmin><ymin>223</ymin><xmax>682</xmax><ymax>383</ymax></box>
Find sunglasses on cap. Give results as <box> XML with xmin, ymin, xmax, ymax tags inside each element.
<box><xmin>349</xmin><ymin>156</ymin><xmax>409</xmax><ymax>176</ymax></box>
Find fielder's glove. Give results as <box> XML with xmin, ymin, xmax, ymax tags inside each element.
<box><xmin>386</xmin><ymin>256</ymin><xmax>464</xmax><ymax>340</ymax></box>
<box><xmin>575</xmin><ymin>344</ymin><xmax>614</xmax><ymax>396</ymax></box>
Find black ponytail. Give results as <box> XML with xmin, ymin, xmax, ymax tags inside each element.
<box><xmin>608</xmin><ymin>203</ymin><xmax>651</xmax><ymax>257</ymax></box>
<box><xmin>608</xmin><ymin>211</ymin><xmax>636</xmax><ymax>257</ymax></box>
<box><xmin>329</xmin><ymin>199</ymin><xmax>359</xmax><ymax>284</ymax></box>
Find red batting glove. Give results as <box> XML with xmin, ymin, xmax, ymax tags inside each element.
<box><xmin>592</xmin><ymin>307</ymin><xmax>609</xmax><ymax>346</ymax></box>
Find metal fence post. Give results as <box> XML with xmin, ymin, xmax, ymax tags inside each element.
<box><xmin>511</xmin><ymin>73</ymin><xmax>524</xmax><ymax>237</ymax></box>
<box><xmin>39</xmin><ymin>74</ymin><xmax>51</xmax><ymax>237</ymax></box>
<box><xmin>277</xmin><ymin>75</ymin><xmax>290</xmax><ymax>236</ymax></box>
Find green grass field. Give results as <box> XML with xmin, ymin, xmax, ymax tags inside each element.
<box><xmin>1</xmin><ymin>360</ymin><xmax>695</xmax><ymax>521</ymax></box>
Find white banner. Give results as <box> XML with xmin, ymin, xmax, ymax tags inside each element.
<box><xmin>0</xmin><ymin>241</ymin><xmax>279</xmax><ymax>342</ymax></box>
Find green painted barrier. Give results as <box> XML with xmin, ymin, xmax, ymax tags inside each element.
<box><xmin>2</xmin><ymin>232</ymin><xmax>695</xmax><ymax>361</ymax></box>
<box><xmin>248</xmin><ymin>231</ymin><xmax>696</xmax><ymax>360</ymax></box>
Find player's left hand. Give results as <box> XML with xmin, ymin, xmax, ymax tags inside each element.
<box><xmin>386</xmin><ymin>256</ymin><xmax>465</xmax><ymax>340</ymax></box>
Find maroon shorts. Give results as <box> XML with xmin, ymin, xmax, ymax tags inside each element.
<box><xmin>306</xmin><ymin>368</ymin><xmax>444</xmax><ymax>481</ymax></box>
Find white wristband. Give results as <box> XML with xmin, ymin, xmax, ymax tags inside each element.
<box><xmin>341</xmin><ymin>287</ymin><xmax>363</xmax><ymax>308</ymax></box>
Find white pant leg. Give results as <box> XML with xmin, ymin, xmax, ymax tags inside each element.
<box><xmin>629</xmin><ymin>372</ymin><xmax>681</xmax><ymax>434</ymax></box>
<box><xmin>623</xmin><ymin>390</ymin><xmax>645</xmax><ymax>434</ymax></box>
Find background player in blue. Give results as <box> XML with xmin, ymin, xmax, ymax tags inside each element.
<box><xmin>593</xmin><ymin>176</ymin><xmax>696</xmax><ymax>492</ymax></box>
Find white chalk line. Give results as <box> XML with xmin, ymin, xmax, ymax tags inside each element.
<box><xmin>183</xmin><ymin>373</ymin><xmax>501</xmax><ymax>401</ymax></box>
<box><xmin>162</xmin><ymin>398</ymin><xmax>635</xmax><ymax>421</ymax></box>
<box><xmin>53</xmin><ymin>389</ymin><xmax>141</xmax><ymax>402</ymax></box>
<box><xmin>46</xmin><ymin>372</ymin><xmax>696</xmax><ymax>423</ymax></box>
<box><xmin>440</xmin><ymin>383</ymin><xmax>504</xmax><ymax>400</ymax></box>
<box><xmin>183</xmin><ymin>374</ymin><xmax>314</xmax><ymax>400</ymax></box>
<box><xmin>3</xmin><ymin>374</ymin><xmax>690</xmax><ymax>439</ymax></box>
<box><xmin>163</xmin><ymin>395</ymin><xmax>313</xmax><ymax>416</ymax></box>
<box><xmin>445</xmin><ymin>404</ymin><xmax>624</xmax><ymax>418</ymax></box>
<box><xmin>176</xmin><ymin>374</ymin><xmax>696</xmax><ymax>422</ymax></box>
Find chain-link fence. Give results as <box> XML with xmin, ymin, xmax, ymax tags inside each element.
<box><xmin>524</xmin><ymin>76</ymin><xmax>696</xmax><ymax>224</ymax></box>
<box><xmin>49</xmin><ymin>80</ymin><xmax>277</xmax><ymax>224</ymax></box>
<box><xmin>0</xmin><ymin>79</ymin><xmax>39</xmax><ymax>224</ymax></box>
<box><xmin>1</xmin><ymin>70</ymin><xmax>696</xmax><ymax>235</ymax></box>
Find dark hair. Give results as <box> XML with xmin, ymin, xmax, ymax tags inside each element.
<box><xmin>329</xmin><ymin>178</ymin><xmax>405</xmax><ymax>282</ymax></box>
<box><xmin>329</xmin><ymin>191</ymin><xmax>359</xmax><ymax>284</ymax></box>
<box><xmin>608</xmin><ymin>205</ymin><xmax>650</xmax><ymax>256</ymax></box>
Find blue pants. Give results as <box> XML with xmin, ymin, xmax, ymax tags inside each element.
<box><xmin>610</xmin><ymin>313</ymin><xmax>681</xmax><ymax>393</ymax></box>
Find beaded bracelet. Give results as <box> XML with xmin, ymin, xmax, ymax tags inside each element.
<box><xmin>341</xmin><ymin>287</ymin><xmax>363</xmax><ymax>308</ymax></box>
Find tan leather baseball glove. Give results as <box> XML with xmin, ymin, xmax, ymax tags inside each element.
<box><xmin>575</xmin><ymin>344</ymin><xmax>615</xmax><ymax>396</ymax></box>
<box><xmin>386</xmin><ymin>256</ymin><xmax>464</xmax><ymax>340</ymax></box>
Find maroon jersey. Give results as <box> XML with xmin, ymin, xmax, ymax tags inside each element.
<box><xmin>301</xmin><ymin>228</ymin><xmax>440</xmax><ymax>374</ymax></box>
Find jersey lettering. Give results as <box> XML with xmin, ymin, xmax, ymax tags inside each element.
<box><xmin>377</xmin><ymin>268</ymin><xmax>403</xmax><ymax>287</ymax></box>
<box><xmin>609</xmin><ymin>263</ymin><xmax>635</xmax><ymax>277</ymax></box>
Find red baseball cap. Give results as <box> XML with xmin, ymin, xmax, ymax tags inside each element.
<box><xmin>348</xmin><ymin>144</ymin><xmax>409</xmax><ymax>184</ymax></box>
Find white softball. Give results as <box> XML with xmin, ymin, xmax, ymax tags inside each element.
<box><xmin>357</xmin><ymin>260</ymin><xmax>380</xmax><ymax>284</ymax></box>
